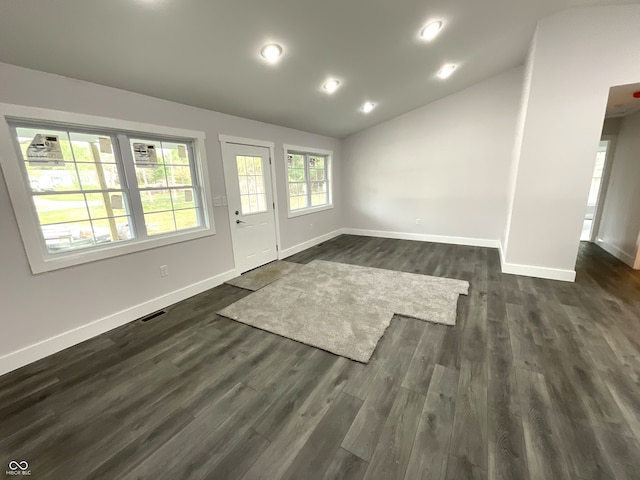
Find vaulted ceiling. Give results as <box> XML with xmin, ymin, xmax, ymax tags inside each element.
<box><xmin>0</xmin><ymin>0</ymin><xmax>636</xmax><ymax>137</ymax></box>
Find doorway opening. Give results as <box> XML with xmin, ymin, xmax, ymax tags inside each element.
<box><xmin>580</xmin><ymin>139</ymin><xmax>612</xmax><ymax>242</ymax></box>
<box><xmin>582</xmin><ymin>82</ymin><xmax>640</xmax><ymax>270</ymax></box>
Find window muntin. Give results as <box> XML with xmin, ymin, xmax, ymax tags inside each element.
<box><xmin>11</xmin><ymin>122</ymin><xmax>206</xmax><ymax>257</ymax></box>
<box><xmin>286</xmin><ymin>149</ymin><xmax>331</xmax><ymax>213</ymax></box>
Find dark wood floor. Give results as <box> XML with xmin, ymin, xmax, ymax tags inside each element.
<box><xmin>2</xmin><ymin>236</ymin><xmax>640</xmax><ymax>479</ymax></box>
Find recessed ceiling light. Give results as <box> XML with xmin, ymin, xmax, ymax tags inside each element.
<box><xmin>362</xmin><ymin>102</ymin><xmax>376</xmax><ymax>113</ymax></box>
<box><xmin>436</xmin><ymin>64</ymin><xmax>457</xmax><ymax>79</ymax></box>
<box><xmin>420</xmin><ymin>21</ymin><xmax>443</xmax><ymax>41</ymax></box>
<box><xmin>260</xmin><ymin>44</ymin><xmax>283</xmax><ymax>63</ymax></box>
<box><xmin>323</xmin><ymin>80</ymin><xmax>340</xmax><ymax>94</ymax></box>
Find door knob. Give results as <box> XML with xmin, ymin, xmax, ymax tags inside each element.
<box><xmin>236</xmin><ymin>219</ymin><xmax>246</xmax><ymax>224</ymax></box>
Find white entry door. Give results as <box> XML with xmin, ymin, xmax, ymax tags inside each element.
<box><xmin>221</xmin><ymin>142</ymin><xmax>278</xmax><ymax>273</ymax></box>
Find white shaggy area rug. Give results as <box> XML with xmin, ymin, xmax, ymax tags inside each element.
<box><xmin>218</xmin><ymin>260</ymin><xmax>469</xmax><ymax>363</ymax></box>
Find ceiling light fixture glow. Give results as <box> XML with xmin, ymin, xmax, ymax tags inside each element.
<box><xmin>323</xmin><ymin>80</ymin><xmax>340</xmax><ymax>93</ymax></box>
<box><xmin>420</xmin><ymin>21</ymin><xmax>443</xmax><ymax>41</ymax></box>
<box><xmin>362</xmin><ymin>102</ymin><xmax>376</xmax><ymax>113</ymax></box>
<box><xmin>437</xmin><ymin>64</ymin><xmax>457</xmax><ymax>79</ymax></box>
<box><xmin>260</xmin><ymin>44</ymin><xmax>283</xmax><ymax>63</ymax></box>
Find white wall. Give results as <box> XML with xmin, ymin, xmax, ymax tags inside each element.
<box><xmin>502</xmin><ymin>37</ymin><xmax>537</xmax><ymax>251</ymax></box>
<box><xmin>0</xmin><ymin>62</ymin><xmax>342</xmax><ymax>373</ymax></box>
<box><xmin>597</xmin><ymin>110</ymin><xmax>640</xmax><ymax>268</ymax></box>
<box><xmin>501</xmin><ymin>5</ymin><xmax>640</xmax><ymax>279</ymax></box>
<box><xmin>342</xmin><ymin>67</ymin><xmax>523</xmax><ymax>245</ymax></box>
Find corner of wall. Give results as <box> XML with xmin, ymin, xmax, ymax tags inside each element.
<box><xmin>501</xmin><ymin>30</ymin><xmax>537</xmax><ymax>260</ymax></box>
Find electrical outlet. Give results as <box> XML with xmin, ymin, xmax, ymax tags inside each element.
<box><xmin>160</xmin><ymin>265</ymin><xmax>169</xmax><ymax>277</ymax></box>
<box><xmin>221</xmin><ymin>196</ymin><xmax>228</xmax><ymax>206</ymax></box>
<box><xmin>213</xmin><ymin>196</ymin><xmax>222</xmax><ymax>207</ymax></box>
<box><xmin>415</xmin><ymin>218</ymin><xmax>421</xmax><ymax>225</ymax></box>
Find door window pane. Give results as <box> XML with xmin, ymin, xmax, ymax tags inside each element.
<box><xmin>236</xmin><ymin>155</ymin><xmax>268</xmax><ymax>215</ymax></box>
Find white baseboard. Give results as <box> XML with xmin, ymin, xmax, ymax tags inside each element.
<box><xmin>280</xmin><ymin>229</ymin><xmax>344</xmax><ymax>258</ymax></box>
<box><xmin>341</xmin><ymin>228</ymin><xmax>501</xmax><ymax>249</ymax></box>
<box><xmin>596</xmin><ymin>238</ymin><xmax>635</xmax><ymax>267</ymax></box>
<box><xmin>280</xmin><ymin>226</ymin><xmax>580</xmax><ymax>283</ymax></box>
<box><xmin>498</xmin><ymin>243</ymin><xmax>576</xmax><ymax>282</ymax></box>
<box><xmin>0</xmin><ymin>268</ymin><xmax>237</xmax><ymax>377</ymax></box>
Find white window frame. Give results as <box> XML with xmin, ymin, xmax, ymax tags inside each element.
<box><xmin>283</xmin><ymin>144</ymin><xmax>333</xmax><ymax>218</ymax></box>
<box><xmin>0</xmin><ymin>103</ymin><xmax>215</xmax><ymax>274</ymax></box>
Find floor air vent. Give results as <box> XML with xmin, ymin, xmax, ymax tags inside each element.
<box><xmin>141</xmin><ymin>310</ymin><xmax>166</xmax><ymax>322</ymax></box>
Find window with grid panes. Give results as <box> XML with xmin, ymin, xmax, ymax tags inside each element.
<box><xmin>129</xmin><ymin>138</ymin><xmax>201</xmax><ymax>237</ymax></box>
<box><xmin>285</xmin><ymin>148</ymin><xmax>331</xmax><ymax>215</ymax></box>
<box><xmin>4</xmin><ymin>117</ymin><xmax>212</xmax><ymax>272</ymax></box>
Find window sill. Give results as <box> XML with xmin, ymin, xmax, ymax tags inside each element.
<box><xmin>287</xmin><ymin>204</ymin><xmax>334</xmax><ymax>219</ymax></box>
<box><xmin>32</xmin><ymin>227</ymin><xmax>215</xmax><ymax>274</ymax></box>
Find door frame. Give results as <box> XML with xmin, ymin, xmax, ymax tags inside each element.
<box><xmin>218</xmin><ymin>134</ymin><xmax>283</xmax><ymax>272</ymax></box>
<box><xmin>590</xmin><ymin>134</ymin><xmax>617</xmax><ymax>242</ymax></box>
